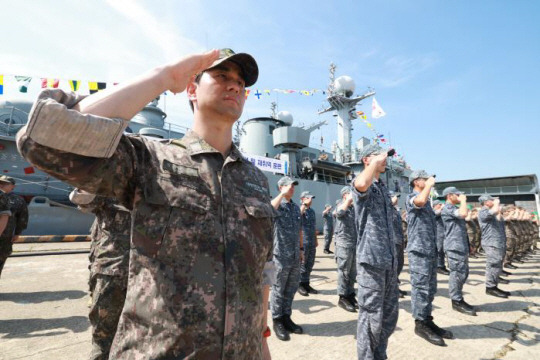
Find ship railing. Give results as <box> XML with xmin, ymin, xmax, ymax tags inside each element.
<box><xmin>163</xmin><ymin>122</ymin><xmax>190</xmax><ymax>138</ymax></box>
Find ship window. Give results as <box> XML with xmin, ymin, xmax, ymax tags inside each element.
<box><xmin>269</xmin><ymin>125</ymin><xmax>275</xmax><ymax>135</ymax></box>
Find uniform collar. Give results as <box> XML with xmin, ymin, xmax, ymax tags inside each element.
<box><xmin>178</xmin><ymin>131</ymin><xmax>244</xmax><ymax>163</ymax></box>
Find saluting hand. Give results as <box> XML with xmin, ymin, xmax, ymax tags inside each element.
<box><xmin>458</xmin><ymin>194</ymin><xmax>467</xmax><ymax>203</ymax></box>
<box><xmin>426</xmin><ymin>176</ymin><xmax>436</xmax><ymax>188</ymax></box>
<box><xmin>165</xmin><ymin>50</ymin><xmax>220</xmax><ymax>94</ymax></box>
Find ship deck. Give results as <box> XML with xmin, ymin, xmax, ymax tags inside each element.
<box><xmin>0</xmin><ymin>238</ymin><xmax>539</xmax><ymax>359</ymax></box>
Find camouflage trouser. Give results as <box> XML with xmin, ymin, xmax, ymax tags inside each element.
<box><xmin>446</xmin><ymin>250</ymin><xmax>469</xmax><ymax>302</ymax></box>
<box><xmin>335</xmin><ymin>245</ymin><xmax>356</xmax><ymax>296</ymax></box>
<box><xmin>408</xmin><ymin>251</ymin><xmax>437</xmax><ymax>321</ymax></box>
<box><xmin>323</xmin><ymin>228</ymin><xmax>333</xmax><ymax>250</ymax></box>
<box><xmin>356</xmin><ymin>263</ymin><xmax>399</xmax><ymax>360</ymax></box>
<box><xmin>436</xmin><ymin>236</ymin><xmax>446</xmax><ymax>269</ymax></box>
<box><xmin>484</xmin><ymin>246</ymin><xmax>504</xmax><ymax>288</ymax></box>
<box><xmin>504</xmin><ymin>237</ymin><xmax>517</xmax><ymax>264</ymax></box>
<box><xmin>395</xmin><ymin>243</ymin><xmax>404</xmax><ymax>277</ymax></box>
<box><xmin>271</xmin><ymin>258</ymin><xmax>300</xmax><ymax>318</ymax></box>
<box><xmin>0</xmin><ymin>252</ymin><xmax>10</xmax><ymax>279</ymax></box>
<box><xmin>468</xmin><ymin>232</ymin><xmax>478</xmax><ymax>253</ymax></box>
<box><xmin>300</xmin><ymin>243</ymin><xmax>316</xmax><ymax>283</ymax></box>
<box><xmin>89</xmin><ymin>274</ymin><xmax>128</xmax><ymax>360</ymax></box>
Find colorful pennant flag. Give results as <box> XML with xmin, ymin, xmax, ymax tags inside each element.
<box><xmin>0</xmin><ymin>75</ymin><xmax>4</xmax><ymax>95</ymax></box>
<box><xmin>15</xmin><ymin>76</ymin><xmax>32</xmax><ymax>93</ymax></box>
<box><xmin>88</xmin><ymin>82</ymin><xmax>106</xmax><ymax>94</ymax></box>
<box><xmin>244</xmin><ymin>89</ymin><xmax>251</xmax><ymax>99</ymax></box>
<box><xmin>69</xmin><ymin>80</ymin><xmax>80</xmax><ymax>92</ymax></box>
<box><xmin>264</xmin><ymin>89</ymin><xmax>271</xmax><ymax>96</ymax></box>
<box><xmin>41</xmin><ymin>78</ymin><xmax>59</xmax><ymax>88</ymax></box>
<box><xmin>356</xmin><ymin>111</ymin><xmax>364</xmax><ymax>116</ymax></box>
<box><xmin>372</xmin><ymin>97</ymin><xmax>386</xmax><ymax>119</ymax></box>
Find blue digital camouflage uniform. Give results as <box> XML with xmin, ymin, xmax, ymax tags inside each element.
<box><xmin>271</xmin><ymin>199</ymin><xmax>302</xmax><ymax>319</ymax></box>
<box><xmin>391</xmin><ymin>205</ymin><xmax>405</xmax><ymax>277</ymax></box>
<box><xmin>323</xmin><ymin>210</ymin><xmax>334</xmax><ymax>251</ymax></box>
<box><xmin>352</xmin><ymin>179</ymin><xmax>398</xmax><ymax>360</ymax></box>
<box><xmin>434</xmin><ymin>211</ymin><xmax>446</xmax><ymax>268</ymax></box>
<box><xmin>300</xmin><ymin>206</ymin><xmax>317</xmax><ymax>283</ymax></box>
<box><xmin>441</xmin><ymin>203</ymin><xmax>469</xmax><ymax>301</ymax></box>
<box><xmin>334</xmin><ymin>200</ymin><xmax>357</xmax><ymax>297</ymax></box>
<box><xmin>406</xmin><ymin>191</ymin><xmax>438</xmax><ymax>321</ymax></box>
<box><xmin>478</xmin><ymin>207</ymin><xmax>506</xmax><ymax>288</ymax></box>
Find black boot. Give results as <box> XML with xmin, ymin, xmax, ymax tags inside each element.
<box><xmin>427</xmin><ymin>316</ymin><xmax>454</xmax><ymax>339</ymax></box>
<box><xmin>297</xmin><ymin>283</ymin><xmax>309</xmax><ymax>296</ymax></box>
<box><xmin>498</xmin><ymin>277</ymin><xmax>510</xmax><ymax>284</ymax></box>
<box><xmin>347</xmin><ymin>293</ymin><xmax>359</xmax><ymax>310</ymax></box>
<box><xmin>282</xmin><ymin>315</ymin><xmax>303</xmax><ymax>334</ymax></box>
<box><xmin>452</xmin><ymin>299</ymin><xmax>477</xmax><ymax>316</ymax></box>
<box><xmin>273</xmin><ymin>317</ymin><xmax>290</xmax><ymax>341</ymax></box>
<box><xmin>437</xmin><ymin>267</ymin><xmax>450</xmax><ymax>275</ymax></box>
<box><xmin>305</xmin><ymin>283</ymin><xmax>318</xmax><ymax>294</ymax></box>
<box><xmin>338</xmin><ymin>295</ymin><xmax>356</xmax><ymax>312</ymax></box>
<box><xmin>504</xmin><ymin>263</ymin><xmax>518</xmax><ymax>270</ymax></box>
<box><xmin>414</xmin><ymin>320</ymin><xmax>446</xmax><ymax>346</ymax></box>
<box><xmin>323</xmin><ymin>249</ymin><xmax>334</xmax><ymax>254</ymax></box>
<box><xmin>486</xmin><ymin>286</ymin><xmax>508</xmax><ymax>298</ymax></box>
<box><xmin>501</xmin><ymin>269</ymin><xmax>512</xmax><ymax>276</ymax></box>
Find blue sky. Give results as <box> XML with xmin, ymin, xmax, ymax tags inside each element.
<box><xmin>1</xmin><ymin>0</ymin><xmax>539</xmax><ymax>180</ymax></box>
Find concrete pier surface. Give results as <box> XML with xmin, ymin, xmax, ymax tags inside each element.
<box><xmin>0</xmin><ymin>238</ymin><xmax>538</xmax><ymax>360</ymax></box>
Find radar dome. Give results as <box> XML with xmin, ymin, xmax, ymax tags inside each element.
<box><xmin>334</xmin><ymin>76</ymin><xmax>355</xmax><ymax>98</ymax></box>
<box><xmin>277</xmin><ymin>111</ymin><xmax>294</xmax><ymax>126</ymax></box>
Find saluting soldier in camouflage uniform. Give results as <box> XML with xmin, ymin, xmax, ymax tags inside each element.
<box><xmin>298</xmin><ymin>191</ymin><xmax>319</xmax><ymax>296</ymax></box>
<box><xmin>334</xmin><ymin>186</ymin><xmax>358</xmax><ymax>312</ymax></box>
<box><xmin>389</xmin><ymin>191</ymin><xmax>407</xmax><ymax>298</ymax></box>
<box><xmin>322</xmin><ymin>204</ymin><xmax>334</xmax><ymax>254</ymax></box>
<box><xmin>466</xmin><ymin>209</ymin><xmax>479</xmax><ymax>257</ymax></box>
<box><xmin>0</xmin><ymin>176</ymin><xmax>28</xmax><ymax>279</ymax></box>
<box><xmin>502</xmin><ymin>205</ymin><xmax>519</xmax><ymax>270</ymax></box>
<box><xmin>70</xmin><ymin>190</ymin><xmax>131</xmax><ymax>360</ymax></box>
<box><xmin>352</xmin><ymin>144</ymin><xmax>399</xmax><ymax>360</ymax></box>
<box><xmin>17</xmin><ymin>49</ymin><xmax>276</xmax><ymax>359</ymax></box>
<box><xmin>478</xmin><ymin>195</ymin><xmax>511</xmax><ymax>299</ymax></box>
<box><xmin>270</xmin><ymin>176</ymin><xmax>304</xmax><ymax>341</ymax></box>
<box><xmin>433</xmin><ymin>200</ymin><xmax>449</xmax><ymax>275</ymax></box>
<box><xmin>441</xmin><ymin>187</ymin><xmax>476</xmax><ymax>316</ymax></box>
<box><xmin>406</xmin><ymin>171</ymin><xmax>453</xmax><ymax>347</ymax></box>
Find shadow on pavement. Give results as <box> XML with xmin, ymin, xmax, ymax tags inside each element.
<box><xmin>302</xmin><ymin>319</ymin><xmax>357</xmax><ymax>337</ymax></box>
<box><xmin>0</xmin><ymin>290</ymin><xmax>87</xmax><ymax>304</ymax></box>
<box><xmin>294</xmin><ymin>298</ymin><xmax>335</xmax><ymax>314</ymax></box>
<box><xmin>478</xmin><ymin>300</ymin><xmax>530</xmax><ymax>313</ymax></box>
<box><xmin>446</xmin><ymin>321</ymin><xmax>540</xmax><ymax>342</ymax></box>
<box><xmin>0</xmin><ymin>316</ymin><xmax>89</xmax><ymax>339</ymax></box>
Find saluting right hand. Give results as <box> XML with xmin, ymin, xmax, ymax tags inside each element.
<box><xmin>426</xmin><ymin>176</ymin><xmax>436</xmax><ymax>188</ymax></box>
<box><xmin>164</xmin><ymin>50</ymin><xmax>220</xmax><ymax>94</ymax></box>
<box><xmin>371</xmin><ymin>152</ymin><xmax>388</xmax><ymax>166</ymax></box>
<box><xmin>280</xmin><ymin>184</ymin><xmax>293</xmax><ymax>196</ymax></box>
<box><xmin>458</xmin><ymin>194</ymin><xmax>467</xmax><ymax>203</ymax></box>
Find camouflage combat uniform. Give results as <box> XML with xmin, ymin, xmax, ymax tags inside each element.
<box><xmin>504</xmin><ymin>220</ymin><xmax>518</xmax><ymax>265</ymax></box>
<box><xmin>300</xmin><ymin>206</ymin><xmax>317</xmax><ymax>284</ymax></box>
<box><xmin>334</xmin><ymin>200</ymin><xmax>357</xmax><ymax>297</ymax></box>
<box><xmin>391</xmin><ymin>205</ymin><xmax>405</xmax><ymax>278</ymax></box>
<box><xmin>17</xmin><ymin>89</ymin><xmax>275</xmax><ymax>360</ymax></box>
<box><xmin>73</xmin><ymin>194</ymin><xmax>131</xmax><ymax>360</ymax></box>
<box><xmin>406</xmin><ymin>191</ymin><xmax>438</xmax><ymax>321</ymax></box>
<box><xmin>441</xmin><ymin>203</ymin><xmax>469</xmax><ymax>302</ymax></box>
<box><xmin>402</xmin><ymin>216</ymin><xmax>408</xmax><ymax>247</ymax></box>
<box><xmin>271</xmin><ymin>199</ymin><xmax>302</xmax><ymax>319</ymax></box>
<box><xmin>473</xmin><ymin>217</ymin><xmax>482</xmax><ymax>252</ymax></box>
<box><xmin>466</xmin><ymin>219</ymin><xmax>479</xmax><ymax>254</ymax></box>
<box><xmin>352</xmin><ymin>179</ymin><xmax>398</xmax><ymax>360</ymax></box>
<box><xmin>323</xmin><ymin>210</ymin><xmax>334</xmax><ymax>252</ymax></box>
<box><xmin>0</xmin><ymin>191</ymin><xmax>13</xmax><ymax>278</ymax></box>
<box><xmin>478</xmin><ymin>207</ymin><xmax>506</xmax><ymax>288</ymax></box>
<box><xmin>434</xmin><ymin>210</ymin><xmax>446</xmax><ymax>269</ymax></box>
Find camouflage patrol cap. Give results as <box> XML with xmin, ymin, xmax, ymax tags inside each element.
<box><xmin>277</xmin><ymin>176</ymin><xmax>299</xmax><ymax>187</ymax></box>
<box><xmin>409</xmin><ymin>170</ymin><xmax>432</xmax><ymax>182</ymax></box>
<box><xmin>340</xmin><ymin>186</ymin><xmax>352</xmax><ymax>195</ymax></box>
<box><xmin>432</xmin><ymin>200</ymin><xmax>443</xmax><ymax>206</ymax></box>
<box><xmin>202</xmin><ymin>48</ymin><xmax>259</xmax><ymax>87</ymax></box>
<box><xmin>0</xmin><ymin>175</ymin><xmax>15</xmax><ymax>185</ymax></box>
<box><xmin>442</xmin><ymin>186</ymin><xmax>463</xmax><ymax>196</ymax></box>
<box><xmin>478</xmin><ymin>194</ymin><xmax>495</xmax><ymax>204</ymax></box>
<box><xmin>300</xmin><ymin>191</ymin><xmax>315</xmax><ymax>199</ymax></box>
<box><xmin>359</xmin><ymin>144</ymin><xmax>384</xmax><ymax>160</ymax></box>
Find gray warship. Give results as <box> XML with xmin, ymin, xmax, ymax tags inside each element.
<box><xmin>0</xmin><ymin>97</ymin><xmax>186</xmax><ymax>235</ymax></box>
<box><xmin>0</xmin><ymin>65</ymin><xmax>412</xmax><ymax>235</ymax></box>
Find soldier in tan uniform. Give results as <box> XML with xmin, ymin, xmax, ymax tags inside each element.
<box><xmin>17</xmin><ymin>49</ymin><xmax>275</xmax><ymax>359</ymax></box>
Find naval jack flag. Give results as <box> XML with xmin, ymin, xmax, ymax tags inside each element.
<box><xmin>371</xmin><ymin>98</ymin><xmax>386</xmax><ymax>119</ymax></box>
